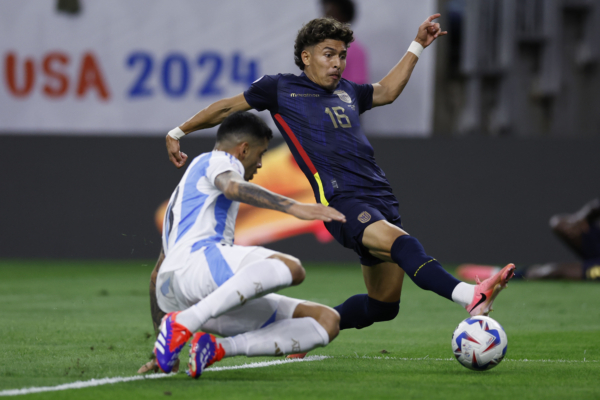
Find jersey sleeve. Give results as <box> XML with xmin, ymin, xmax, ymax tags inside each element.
<box><xmin>206</xmin><ymin>154</ymin><xmax>245</xmax><ymax>187</ymax></box>
<box><xmin>243</xmin><ymin>74</ymin><xmax>280</xmax><ymax>112</ymax></box>
<box><xmin>349</xmin><ymin>81</ymin><xmax>374</xmax><ymax>114</ymax></box>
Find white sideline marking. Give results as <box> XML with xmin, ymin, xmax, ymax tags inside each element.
<box><xmin>1</xmin><ymin>354</ymin><xmax>597</xmax><ymax>396</ymax></box>
<box><xmin>205</xmin><ymin>355</ymin><xmax>330</xmax><ymax>371</ymax></box>
<box><xmin>0</xmin><ymin>356</ymin><xmax>329</xmax><ymax>397</ymax></box>
<box><xmin>346</xmin><ymin>355</ymin><xmax>599</xmax><ymax>364</ymax></box>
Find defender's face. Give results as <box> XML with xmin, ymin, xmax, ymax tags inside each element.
<box><xmin>303</xmin><ymin>39</ymin><xmax>347</xmax><ymax>91</ymax></box>
<box><xmin>242</xmin><ymin>138</ymin><xmax>269</xmax><ymax>181</ymax></box>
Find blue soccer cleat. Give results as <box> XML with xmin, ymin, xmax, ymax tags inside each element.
<box><xmin>153</xmin><ymin>312</ymin><xmax>192</xmax><ymax>373</ymax></box>
<box><xmin>187</xmin><ymin>332</ymin><xmax>225</xmax><ymax>379</ymax></box>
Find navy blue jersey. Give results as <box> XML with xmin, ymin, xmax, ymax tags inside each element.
<box><xmin>244</xmin><ymin>73</ymin><xmax>395</xmax><ymax>206</ymax></box>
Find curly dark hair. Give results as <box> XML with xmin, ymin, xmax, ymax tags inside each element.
<box><xmin>294</xmin><ymin>18</ymin><xmax>354</xmax><ymax>70</ymax></box>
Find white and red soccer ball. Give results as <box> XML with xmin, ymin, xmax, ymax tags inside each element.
<box><xmin>451</xmin><ymin>316</ymin><xmax>508</xmax><ymax>371</ymax></box>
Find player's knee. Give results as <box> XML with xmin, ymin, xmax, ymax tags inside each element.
<box><xmin>317</xmin><ymin>306</ymin><xmax>340</xmax><ymax>341</ymax></box>
<box><xmin>269</xmin><ymin>253</ymin><xmax>305</xmax><ymax>285</ymax></box>
<box><xmin>294</xmin><ymin>302</ymin><xmax>340</xmax><ymax>341</ymax></box>
<box><xmin>368</xmin><ymin>297</ymin><xmax>400</xmax><ymax>323</ymax></box>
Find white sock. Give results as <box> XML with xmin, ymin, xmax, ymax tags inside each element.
<box><xmin>451</xmin><ymin>282</ymin><xmax>475</xmax><ymax>308</ymax></box>
<box><xmin>217</xmin><ymin>317</ymin><xmax>329</xmax><ymax>357</ymax></box>
<box><xmin>177</xmin><ymin>259</ymin><xmax>293</xmax><ymax>332</ymax></box>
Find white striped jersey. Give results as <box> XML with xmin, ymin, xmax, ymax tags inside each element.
<box><xmin>161</xmin><ymin>151</ymin><xmax>245</xmax><ymax>260</ymax></box>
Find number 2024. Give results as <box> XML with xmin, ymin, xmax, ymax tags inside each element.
<box><xmin>126</xmin><ymin>52</ymin><xmax>258</xmax><ymax>98</ymax></box>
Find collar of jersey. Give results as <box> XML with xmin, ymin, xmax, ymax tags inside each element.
<box><xmin>299</xmin><ymin>72</ymin><xmax>337</xmax><ymax>94</ymax></box>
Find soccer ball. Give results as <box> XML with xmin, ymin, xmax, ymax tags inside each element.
<box><xmin>451</xmin><ymin>316</ymin><xmax>507</xmax><ymax>371</ymax></box>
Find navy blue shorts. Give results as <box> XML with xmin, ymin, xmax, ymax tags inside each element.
<box><xmin>324</xmin><ymin>195</ymin><xmax>403</xmax><ymax>267</ymax></box>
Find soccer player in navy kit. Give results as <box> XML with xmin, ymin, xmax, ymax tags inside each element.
<box><xmin>164</xmin><ymin>15</ymin><xmax>515</xmax><ymax>332</ymax></box>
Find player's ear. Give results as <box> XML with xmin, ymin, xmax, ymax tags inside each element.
<box><xmin>239</xmin><ymin>142</ymin><xmax>250</xmax><ymax>160</ymax></box>
<box><xmin>302</xmin><ymin>49</ymin><xmax>311</xmax><ymax>68</ymax></box>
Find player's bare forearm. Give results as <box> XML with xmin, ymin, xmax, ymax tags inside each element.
<box><xmin>216</xmin><ymin>171</ymin><xmax>295</xmax><ymax>212</ymax></box>
<box><xmin>166</xmin><ymin>94</ymin><xmax>251</xmax><ymax>168</ymax></box>
<box><xmin>372</xmin><ymin>14</ymin><xmax>447</xmax><ymax>107</ymax></box>
<box><xmin>372</xmin><ymin>53</ymin><xmax>419</xmax><ymax>107</ymax></box>
<box><xmin>179</xmin><ymin>93</ymin><xmax>252</xmax><ymax>134</ymax></box>
<box><xmin>150</xmin><ymin>248</ymin><xmax>166</xmax><ymax>337</ymax></box>
<box><xmin>215</xmin><ymin>171</ymin><xmax>346</xmax><ymax>222</ymax></box>
<box><xmin>139</xmin><ymin>248</ymin><xmax>180</xmax><ymax>375</ymax></box>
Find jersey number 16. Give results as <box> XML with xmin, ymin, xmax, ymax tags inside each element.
<box><xmin>325</xmin><ymin>107</ymin><xmax>352</xmax><ymax>128</ymax></box>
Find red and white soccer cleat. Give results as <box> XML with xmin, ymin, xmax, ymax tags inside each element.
<box><xmin>457</xmin><ymin>264</ymin><xmax>501</xmax><ymax>282</ymax></box>
<box><xmin>154</xmin><ymin>312</ymin><xmax>193</xmax><ymax>373</ymax></box>
<box><xmin>466</xmin><ymin>263</ymin><xmax>515</xmax><ymax>316</ymax></box>
<box><xmin>187</xmin><ymin>332</ymin><xmax>225</xmax><ymax>379</ymax></box>
<box><xmin>286</xmin><ymin>352</ymin><xmax>308</xmax><ymax>359</ymax></box>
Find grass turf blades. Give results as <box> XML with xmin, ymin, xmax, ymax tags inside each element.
<box><xmin>0</xmin><ymin>260</ymin><xmax>598</xmax><ymax>399</ymax></box>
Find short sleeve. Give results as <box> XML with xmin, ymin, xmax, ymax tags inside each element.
<box><xmin>348</xmin><ymin>81</ymin><xmax>373</xmax><ymax>114</ymax></box>
<box><xmin>243</xmin><ymin>74</ymin><xmax>280</xmax><ymax>112</ymax></box>
<box><xmin>206</xmin><ymin>154</ymin><xmax>245</xmax><ymax>187</ymax></box>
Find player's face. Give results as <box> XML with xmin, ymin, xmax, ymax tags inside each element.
<box><xmin>242</xmin><ymin>138</ymin><xmax>269</xmax><ymax>181</ymax></box>
<box><xmin>303</xmin><ymin>39</ymin><xmax>347</xmax><ymax>91</ymax></box>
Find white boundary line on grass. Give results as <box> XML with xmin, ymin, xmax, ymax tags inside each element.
<box><xmin>2</xmin><ymin>354</ymin><xmax>597</xmax><ymax>396</ymax></box>
<box><xmin>347</xmin><ymin>355</ymin><xmax>599</xmax><ymax>364</ymax></box>
<box><xmin>0</xmin><ymin>355</ymin><xmax>329</xmax><ymax>397</ymax></box>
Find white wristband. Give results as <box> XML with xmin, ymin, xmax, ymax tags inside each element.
<box><xmin>407</xmin><ymin>41</ymin><xmax>424</xmax><ymax>58</ymax></box>
<box><xmin>168</xmin><ymin>127</ymin><xmax>186</xmax><ymax>140</ymax></box>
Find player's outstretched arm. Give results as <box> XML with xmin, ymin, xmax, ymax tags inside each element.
<box><xmin>166</xmin><ymin>93</ymin><xmax>252</xmax><ymax>168</ymax></box>
<box><xmin>149</xmin><ymin>248</ymin><xmax>166</xmax><ymax>337</ymax></box>
<box><xmin>138</xmin><ymin>247</ymin><xmax>181</xmax><ymax>374</ymax></box>
<box><xmin>372</xmin><ymin>14</ymin><xmax>447</xmax><ymax>107</ymax></box>
<box><xmin>215</xmin><ymin>171</ymin><xmax>346</xmax><ymax>223</ymax></box>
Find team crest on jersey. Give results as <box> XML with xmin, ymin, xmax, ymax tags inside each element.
<box><xmin>334</xmin><ymin>90</ymin><xmax>352</xmax><ymax>103</ymax></box>
<box><xmin>358</xmin><ymin>211</ymin><xmax>371</xmax><ymax>223</ymax></box>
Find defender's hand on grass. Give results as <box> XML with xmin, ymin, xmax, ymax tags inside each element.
<box><xmin>137</xmin><ymin>358</ymin><xmax>180</xmax><ymax>374</ymax></box>
<box><xmin>166</xmin><ymin>135</ymin><xmax>188</xmax><ymax>168</ymax></box>
<box><xmin>288</xmin><ymin>203</ymin><xmax>346</xmax><ymax>223</ymax></box>
<box><xmin>415</xmin><ymin>14</ymin><xmax>447</xmax><ymax>48</ymax></box>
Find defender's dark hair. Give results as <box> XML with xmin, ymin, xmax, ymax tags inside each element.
<box><xmin>216</xmin><ymin>111</ymin><xmax>273</xmax><ymax>144</ymax></box>
<box><xmin>294</xmin><ymin>18</ymin><xmax>354</xmax><ymax>70</ymax></box>
<box><xmin>321</xmin><ymin>0</ymin><xmax>356</xmax><ymax>23</ymax></box>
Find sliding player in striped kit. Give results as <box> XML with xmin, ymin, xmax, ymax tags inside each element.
<box><xmin>154</xmin><ymin>112</ymin><xmax>345</xmax><ymax>378</ymax></box>
<box><xmin>164</xmin><ymin>15</ymin><xmax>514</xmax><ymax>338</ymax></box>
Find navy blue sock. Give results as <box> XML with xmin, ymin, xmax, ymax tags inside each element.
<box><xmin>583</xmin><ymin>257</ymin><xmax>600</xmax><ymax>280</ymax></box>
<box><xmin>391</xmin><ymin>235</ymin><xmax>460</xmax><ymax>300</ymax></box>
<box><xmin>582</xmin><ymin>223</ymin><xmax>600</xmax><ymax>259</ymax></box>
<box><xmin>334</xmin><ymin>294</ymin><xmax>400</xmax><ymax>330</ymax></box>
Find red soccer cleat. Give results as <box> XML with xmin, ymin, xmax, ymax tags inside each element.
<box><xmin>187</xmin><ymin>332</ymin><xmax>225</xmax><ymax>379</ymax></box>
<box><xmin>286</xmin><ymin>352</ymin><xmax>308</xmax><ymax>359</ymax></box>
<box><xmin>457</xmin><ymin>264</ymin><xmax>501</xmax><ymax>282</ymax></box>
<box><xmin>154</xmin><ymin>312</ymin><xmax>193</xmax><ymax>373</ymax></box>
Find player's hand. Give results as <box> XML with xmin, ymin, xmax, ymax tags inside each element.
<box><xmin>288</xmin><ymin>203</ymin><xmax>346</xmax><ymax>223</ymax></box>
<box><xmin>166</xmin><ymin>135</ymin><xmax>188</xmax><ymax>168</ymax></box>
<box><xmin>137</xmin><ymin>358</ymin><xmax>180</xmax><ymax>374</ymax></box>
<box><xmin>415</xmin><ymin>14</ymin><xmax>447</xmax><ymax>48</ymax></box>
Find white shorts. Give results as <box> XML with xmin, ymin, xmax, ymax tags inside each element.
<box><xmin>156</xmin><ymin>244</ymin><xmax>304</xmax><ymax>337</ymax></box>
<box><xmin>201</xmin><ymin>293</ymin><xmax>303</xmax><ymax>337</ymax></box>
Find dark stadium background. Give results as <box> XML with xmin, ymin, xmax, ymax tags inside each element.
<box><xmin>1</xmin><ymin>135</ymin><xmax>598</xmax><ymax>264</ymax></box>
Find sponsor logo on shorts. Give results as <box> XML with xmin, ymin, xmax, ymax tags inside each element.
<box><xmin>334</xmin><ymin>90</ymin><xmax>352</xmax><ymax>103</ymax></box>
<box><xmin>291</xmin><ymin>338</ymin><xmax>301</xmax><ymax>353</ymax></box>
<box><xmin>237</xmin><ymin>290</ymin><xmax>247</xmax><ymax>305</ymax></box>
<box><xmin>358</xmin><ymin>211</ymin><xmax>371</xmax><ymax>223</ymax></box>
<box><xmin>274</xmin><ymin>342</ymin><xmax>283</xmax><ymax>356</ymax></box>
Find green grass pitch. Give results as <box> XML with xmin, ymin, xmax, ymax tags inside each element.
<box><xmin>0</xmin><ymin>259</ymin><xmax>599</xmax><ymax>399</ymax></box>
